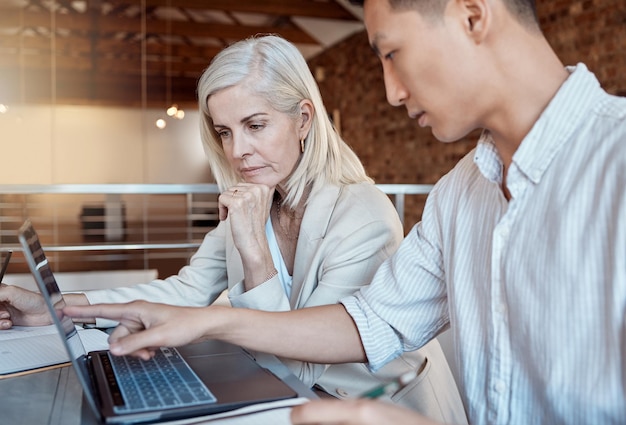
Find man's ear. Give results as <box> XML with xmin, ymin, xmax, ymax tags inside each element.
<box><xmin>458</xmin><ymin>0</ymin><xmax>491</xmax><ymax>43</ymax></box>
<box><xmin>298</xmin><ymin>99</ymin><xmax>315</xmax><ymax>139</ymax></box>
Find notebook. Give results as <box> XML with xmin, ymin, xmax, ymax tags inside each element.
<box><xmin>17</xmin><ymin>219</ymin><xmax>298</xmax><ymax>424</ymax></box>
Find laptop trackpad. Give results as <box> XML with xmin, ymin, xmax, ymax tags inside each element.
<box><xmin>185</xmin><ymin>353</ymin><xmax>298</xmax><ymax>404</ymax></box>
<box><xmin>177</xmin><ymin>340</ymin><xmax>243</xmax><ymax>357</ymax></box>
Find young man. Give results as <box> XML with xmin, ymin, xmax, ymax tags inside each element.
<box><xmin>32</xmin><ymin>0</ymin><xmax>626</xmax><ymax>423</ymax></box>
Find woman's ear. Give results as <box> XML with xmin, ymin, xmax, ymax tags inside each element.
<box><xmin>298</xmin><ymin>99</ymin><xmax>314</xmax><ymax>139</ymax></box>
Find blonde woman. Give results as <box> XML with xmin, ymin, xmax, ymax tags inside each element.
<box><xmin>2</xmin><ymin>35</ymin><xmax>466</xmax><ymax>424</ymax></box>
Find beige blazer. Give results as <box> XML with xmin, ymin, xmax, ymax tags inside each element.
<box><xmin>87</xmin><ymin>182</ymin><xmax>467</xmax><ymax>423</ymax></box>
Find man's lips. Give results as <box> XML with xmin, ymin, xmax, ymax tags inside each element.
<box><xmin>410</xmin><ymin>111</ymin><xmax>427</xmax><ymax>127</ymax></box>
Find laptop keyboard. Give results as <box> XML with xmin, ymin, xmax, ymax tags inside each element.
<box><xmin>104</xmin><ymin>347</ymin><xmax>217</xmax><ymax>413</ymax></box>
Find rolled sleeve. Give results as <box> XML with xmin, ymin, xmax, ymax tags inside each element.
<box><xmin>341</xmin><ymin>293</ymin><xmax>404</xmax><ymax>372</ymax></box>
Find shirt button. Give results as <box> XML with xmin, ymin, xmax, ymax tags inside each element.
<box><xmin>496</xmin><ymin>303</ymin><xmax>507</xmax><ymax>315</ymax></box>
<box><xmin>494</xmin><ymin>381</ymin><xmax>506</xmax><ymax>393</ymax></box>
<box><xmin>335</xmin><ymin>388</ymin><xmax>350</xmax><ymax>398</ymax></box>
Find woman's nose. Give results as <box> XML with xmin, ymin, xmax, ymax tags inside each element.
<box><xmin>231</xmin><ymin>134</ymin><xmax>253</xmax><ymax>158</ymax></box>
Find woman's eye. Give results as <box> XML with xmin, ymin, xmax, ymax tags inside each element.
<box><xmin>249</xmin><ymin>123</ymin><xmax>264</xmax><ymax>131</ymax></box>
<box><xmin>216</xmin><ymin>129</ymin><xmax>230</xmax><ymax>138</ymax></box>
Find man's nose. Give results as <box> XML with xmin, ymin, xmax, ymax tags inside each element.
<box><xmin>383</xmin><ymin>67</ymin><xmax>408</xmax><ymax>107</ymax></box>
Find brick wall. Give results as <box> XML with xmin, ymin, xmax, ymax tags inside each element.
<box><xmin>307</xmin><ymin>0</ymin><xmax>626</xmax><ymax>231</ymax></box>
<box><xmin>539</xmin><ymin>0</ymin><xmax>626</xmax><ymax>94</ymax></box>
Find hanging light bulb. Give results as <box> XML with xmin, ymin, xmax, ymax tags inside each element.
<box><xmin>0</xmin><ymin>104</ymin><xmax>8</xmax><ymax>114</ymax></box>
<box><xmin>155</xmin><ymin>118</ymin><xmax>167</xmax><ymax>129</ymax></box>
<box><xmin>166</xmin><ymin>103</ymin><xmax>178</xmax><ymax>116</ymax></box>
<box><xmin>165</xmin><ymin>103</ymin><xmax>184</xmax><ymax>120</ymax></box>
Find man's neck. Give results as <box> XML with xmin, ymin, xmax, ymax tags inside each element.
<box><xmin>485</xmin><ymin>35</ymin><xmax>570</xmax><ymax>171</ymax></box>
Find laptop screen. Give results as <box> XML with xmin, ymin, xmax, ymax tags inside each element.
<box><xmin>18</xmin><ymin>219</ymin><xmax>300</xmax><ymax>423</ymax></box>
<box><xmin>18</xmin><ymin>220</ymin><xmax>101</xmax><ymax>417</ymax></box>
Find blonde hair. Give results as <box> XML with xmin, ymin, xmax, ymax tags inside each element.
<box><xmin>197</xmin><ymin>34</ymin><xmax>372</xmax><ymax>208</ymax></box>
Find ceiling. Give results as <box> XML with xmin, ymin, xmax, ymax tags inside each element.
<box><xmin>0</xmin><ymin>0</ymin><xmax>364</xmax><ymax>108</ymax></box>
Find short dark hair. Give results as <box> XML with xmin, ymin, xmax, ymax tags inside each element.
<box><xmin>349</xmin><ymin>0</ymin><xmax>538</xmax><ymax>27</ymax></box>
<box><xmin>349</xmin><ymin>0</ymin><xmax>449</xmax><ymax>21</ymax></box>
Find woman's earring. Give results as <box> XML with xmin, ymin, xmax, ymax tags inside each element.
<box><xmin>300</xmin><ymin>138</ymin><xmax>305</xmax><ymax>153</ymax></box>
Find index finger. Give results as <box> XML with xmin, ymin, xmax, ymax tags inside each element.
<box><xmin>64</xmin><ymin>304</ymin><xmax>164</xmax><ymax>357</ymax></box>
<box><xmin>63</xmin><ymin>303</ymin><xmax>131</xmax><ymax>322</ymax></box>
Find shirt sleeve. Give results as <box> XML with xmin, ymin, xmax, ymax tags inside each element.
<box><xmin>341</xmin><ymin>187</ymin><xmax>450</xmax><ymax>372</ymax></box>
<box><xmin>290</xmin><ymin>216</ymin><xmax>405</xmax><ymax>386</ymax></box>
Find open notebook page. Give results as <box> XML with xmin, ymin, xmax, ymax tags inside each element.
<box><xmin>0</xmin><ymin>324</ymin><xmax>109</xmax><ymax>375</ymax></box>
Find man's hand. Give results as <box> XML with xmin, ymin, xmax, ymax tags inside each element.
<box><xmin>63</xmin><ymin>301</ymin><xmax>217</xmax><ymax>360</ymax></box>
<box><xmin>290</xmin><ymin>399</ymin><xmax>443</xmax><ymax>425</ymax></box>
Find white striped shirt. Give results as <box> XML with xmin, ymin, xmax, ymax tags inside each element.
<box><xmin>342</xmin><ymin>63</ymin><xmax>626</xmax><ymax>424</ymax></box>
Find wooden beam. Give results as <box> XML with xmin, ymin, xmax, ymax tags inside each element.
<box><xmin>0</xmin><ymin>9</ymin><xmax>320</xmax><ymax>44</ymax></box>
<box><xmin>0</xmin><ymin>35</ymin><xmax>222</xmax><ymax>74</ymax></box>
<box><xmin>105</xmin><ymin>0</ymin><xmax>357</xmax><ymax>21</ymax></box>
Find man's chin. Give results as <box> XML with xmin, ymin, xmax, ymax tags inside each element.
<box><xmin>432</xmin><ymin>127</ymin><xmax>476</xmax><ymax>144</ymax></box>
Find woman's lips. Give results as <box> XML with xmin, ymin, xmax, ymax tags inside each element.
<box><xmin>239</xmin><ymin>166</ymin><xmax>265</xmax><ymax>177</ymax></box>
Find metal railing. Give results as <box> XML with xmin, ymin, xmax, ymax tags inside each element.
<box><xmin>0</xmin><ymin>184</ymin><xmax>432</xmax><ymax>275</ymax></box>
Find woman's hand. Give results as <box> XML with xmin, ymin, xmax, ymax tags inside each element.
<box><xmin>218</xmin><ymin>183</ymin><xmax>274</xmax><ymax>247</ymax></box>
<box><xmin>0</xmin><ymin>284</ymin><xmax>52</xmax><ymax>329</ymax></box>
<box><xmin>63</xmin><ymin>301</ymin><xmax>220</xmax><ymax>360</ymax></box>
<box><xmin>290</xmin><ymin>399</ymin><xmax>442</xmax><ymax>425</ymax></box>
<box><xmin>218</xmin><ymin>183</ymin><xmax>277</xmax><ymax>289</ymax></box>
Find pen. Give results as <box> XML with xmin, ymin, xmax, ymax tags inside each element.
<box><xmin>360</xmin><ymin>369</ymin><xmax>419</xmax><ymax>399</ymax></box>
<box><xmin>0</xmin><ymin>250</ymin><xmax>12</xmax><ymax>282</ymax></box>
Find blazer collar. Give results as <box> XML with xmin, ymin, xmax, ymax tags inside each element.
<box><xmin>298</xmin><ymin>184</ymin><xmax>341</xmax><ymax>241</ymax></box>
<box><xmin>290</xmin><ymin>184</ymin><xmax>342</xmax><ymax>307</ymax></box>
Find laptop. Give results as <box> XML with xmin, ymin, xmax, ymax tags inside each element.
<box><xmin>17</xmin><ymin>219</ymin><xmax>297</xmax><ymax>424</ymax></box>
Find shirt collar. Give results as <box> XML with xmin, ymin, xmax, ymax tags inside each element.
<box><xmin>511</xmin><ymin>63</ymin><xmax>601</xmax><ymax>184</ymax></box>
<box><xmin>474</xmin><ymin>63</ymin><xmax>601</xmax><ymax>185</ymax></box>
<box><xmin>474</xmin><ymin>131</ymin><xmax>502</xmax><ymax>183</ymax></box>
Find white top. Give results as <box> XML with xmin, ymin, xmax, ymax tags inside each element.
<box><xmin>265</xmin><ymin>218</ymin><xmax>293</xmax><ymax>298</ymax></box>
<box><xmin>342</xmin><ymin>63</ymin><xmax>626</xmax><ymax>424</ymax></box>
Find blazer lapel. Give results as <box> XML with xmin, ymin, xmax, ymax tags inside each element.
<box><xmin>290</xmin><ymin>184</ymin><xmax>342</xmax><ymax>308</ymax></box>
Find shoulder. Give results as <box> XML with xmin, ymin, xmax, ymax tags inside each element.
<box><xmin>591</xmin><ymin>93</ymin><xmax>626</xmax><ymax>149</ymax></box>
<box><xmin>566</xmin><ymin>90</ymin><xmax>626</xmax><ymax>177</ymax></box>
<box><xmin>431</xmin><ymin>147</ymin><xmax>482</xmax><ymax>200</ymax></box>
<box><xmin>342</xmin><ymin>182</ymin><xmax>394</xmax><ymax>204</ymax></box>
<box><xmin>336</xmin><ymin>182</ymin><xmax>399</xmax><ymax>221</ymax></box>
<box><xmin>308</xmin><ymin>182</ymin><xmax>402</xmax><ymax>232</ymax></box>
<box><xmin>593</xmin><ymin>91</ymin><xmax>626</xmax><ymax>120</ymax></box>
<box><xmin>302</xmin><ymin>183</ymin><xmax>403</xmax><ymax>242</ymax></box>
